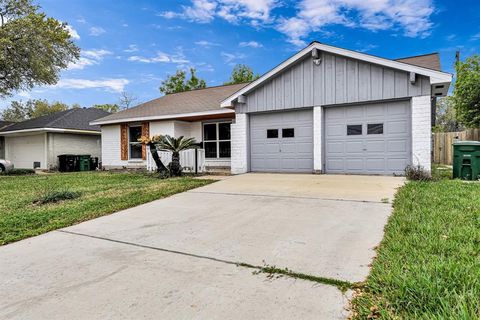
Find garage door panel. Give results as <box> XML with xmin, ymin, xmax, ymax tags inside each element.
<box><xmin>387</xmin><ymin>140</ymin><xmax>408</xmax><ymax>152</ymax></box>
<box><xmin>326</xmin><ymin>124</ymin><xmax>344</xmax><ymax>136</ymax></box>
<box><xmin>387</xmin><ymin>103</ymin><xmax>409</xmax><ymax>115</ymax></box>
<box><xmin>345</xmin><ymin>106</ymin><xmax>363</xmax><ymax>118</ymax></box>
<box><xmin>366</xmin><ymin>104</ymin><xmax>385</xmax><ymax>117</ymax></box>
<box><xmin>325</xmin><ymin>108</ymin><xmax>344</xmax><ymax>119</ymax></box>
<box><xmin>387</xmin><ymin>120</ymin><xmax>408</xmax><ymax>134</ymax></box>
<box><xmin>366</xmin><ymin>158</ymin><xmax>386</xmax><ymax>171</ymax></box>
<box><xmin>250</xmin><ymin>109</ymin><xmax>313</xmax><ymax>172</ymax></box>
<box><xmin>346</xmin><ymin>141</ymin><xmax>364</xmax><ymax>153</ymax></box>
<box><xmin>325</xmin><ymin>100</ymin><xmax>411</xmax><ymax>175</ymax></box>
<box><xmin>346</xmin><ymin>159</ymin><xmax>364</xmax><ymax>171</ymax></box>
<box><xmin>326</xmin><ymin>158</ymin><xmax>344</xmax><ymax>171</ymax></box>
<box><xmin>326</xmin><ymin>141</ymin><xmax>344</xmax><ymax>153</ymax></box>
<box><xmin>366</xmin><ymin>140</ymin><xmax>385</xmax><ymax>152</ymax></box>
<box><xmin>387</xmin><ymin>158</ymin><xmax>408</xmax><ymax>171</ymax></box>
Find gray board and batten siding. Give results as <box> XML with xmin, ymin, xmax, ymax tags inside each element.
<box><xmin>234</xmin><ymin>51</ymin><xmax>431</xmax><ymax>113</ymax></box>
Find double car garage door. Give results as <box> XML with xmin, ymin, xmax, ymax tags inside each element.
<box><xmin>249</xmin><ymin>100</ymin><xmax>411</xmax><ymax>175</ymax></box>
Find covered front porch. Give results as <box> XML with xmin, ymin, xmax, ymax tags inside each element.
<box><xmin>100</xmin><ymin>110</ymin><xmax>234</xmax><ymax>172</ymax></box>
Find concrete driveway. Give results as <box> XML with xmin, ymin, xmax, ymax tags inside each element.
<box><xmin>0</xmin><ymin>173</ymin><xmax>404</xmax><ymax>320</ymax></box>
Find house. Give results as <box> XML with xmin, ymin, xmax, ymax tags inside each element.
<box><xmin>0</xmin><ymin>108</ymin><xmax>110</xmax><ymax>170</ymax></box>
<box><xmin>92</xmin><ymin>42</ymin><xmax>452</xmax><ymax>175</ymax></box>
<box><xmin>92</xmin><ymin>84</ymin><xmax>246</xmax><ymax>170</ymax></box>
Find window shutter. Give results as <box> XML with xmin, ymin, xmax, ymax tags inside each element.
<box><xmin>120</xmin><ymin>124</ymin><xmax>128</xmax><ymax>160</ymax></box>
<box><xmin>141</xmin><ymin>122</ymin><xmax>149</xmax><ymax>160</ymax></box>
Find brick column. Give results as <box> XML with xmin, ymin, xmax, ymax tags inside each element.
<box><xmin>313</xmin><ymin>106</ymin><xmax>323</xmax><ymax>173</ymax></box>
<box><xmin>231</xmin><ymin>113</ymin><xmax>249</xmax><ymax>174</ymax></box>
<box><xmin>411</xmin><ymin>96</ymin><xmax>432</xmax><ymax>172</ymax></box>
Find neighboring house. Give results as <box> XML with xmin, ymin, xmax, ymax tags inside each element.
<box><xmin>92</xmin><ymin>41</ymin><xmax>452</xmax><ymax>175</ymax></box>
<box><xmin>0</xmin><ymin>120</ymin><xmax>15</xmax><ymax>159</ymax></box>
<box><xmin>0</xmin><ymin>108</ymin><xmax>110</xmax><ymax>170</ymax></box>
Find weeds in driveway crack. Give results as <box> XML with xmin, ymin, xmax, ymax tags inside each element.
<box><xmin>236</xmin><ymin>261</ymin><xmax>358</xmax><ymax>293</ymax></box>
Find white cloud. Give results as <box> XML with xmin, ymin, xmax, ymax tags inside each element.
<box><xmin>221</xmin><ymin>51</ymin><xmax>246</xmax><ymax>65</ymax></box>
<box><xmin>124</xmin><ymin>44</ymin><xmax>139</xmax><ymax>53</ymax></box>
<box><xmin>65</xmin><ymin>25</ymin><xmax>80</xmax><ymax>40</ymax></box>
<box><xmin>54</xmin><ymin>78</ymin><xmax>129</xmax><ymax>93</ymax></box>
<box><xmin>89</xmin><ymin>26</ymin><xmax>106</xmax><ymax>36</ymax></box>
<box><xmin>83</xmin><ymin>49</ymin><xmax>112</xmax><ymax>59</ymax></box>
<box><xmin>128</xmin><ymin>50</ymin><xmax>190</xmax><ymax>64</ymax></box>
<box><xmin>68</xmin><ymin>49</ymin><xmax>112</xmax><ymax>70</ymax></box>
<box><xmin>356</xmin><ymin>43</ymin><xmax>378</xmax><ymax>52</ymax></box>
<box><xmin>159</xmin><ymin>0</ymin><xmax>277</xmax><ymax>24</ymax></box>
<box><xmin>195</xmin><ymin>40</ymin><xmax>220</xmax><ymax>47</ymax></box>
<box><xmin>68</xmin><ymin>57</ymin><xmax>97</xmax><ymax>70</ymax></box>
<box><xmin>239</xmin><ymin>41</ymin><xmax>263</xmax><ymax>48</ymax></box>
<box><xmin>160</xmin><ymin>0</ymin><xmax>435</xmax><ymax>46</ymax></box>
<box><xmin>471</xmin><ymin>32</ymin><xmax>480</xmax><ymax>41</ymax></box>
<box><xmin>278</xmin><ymin>0</ymin><xmax>435</xmax><ymax>46</ymax></box>
<box><xmin>77</xmin><ymin>17</ymin><xmax>86</xmax><ymax>24</ymax></box>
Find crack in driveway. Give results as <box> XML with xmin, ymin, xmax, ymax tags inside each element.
<box><xmin>57</xmin><ymin>229</ymin><xmax>355</xmax><ymax>291</ymax></box>
<box><xmin>188</xmin><ymin>190</ymin><xmax>391</xmax><ymax>204</ymax></box>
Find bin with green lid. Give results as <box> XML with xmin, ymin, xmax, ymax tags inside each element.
<box><xmin>78</xmin><ymin>155</ymin><xmax>91</xmax><ymax>171</ymax></box>
<box><xmin>452</xmin><ymin>141</ymin><xmax>480</xmax><ymax>180</ymax></box>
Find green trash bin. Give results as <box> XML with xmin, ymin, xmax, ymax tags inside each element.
<box><xmin>452</xmin><ymin>141</ymin><xmax>480</xmax><ymax>180</ymax></box>
<box><xmin>78</xmin><ymin>155</ymin><xmax>91</xmax><ymax>171</ymax></box>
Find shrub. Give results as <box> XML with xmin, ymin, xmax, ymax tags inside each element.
<box><xmin>34</xmin><ymin>189</ymin><xmax>81</xmax><ymax>204</ymax></box>
<box><xmin>405</xmin><ymin>165</ymin><xmax>432</xmax><ymax>181</ymax></box>
<box><xmin>1</xmin><ymin>168</ymin><xmax>35</xmax><ymax>176</ymax></box>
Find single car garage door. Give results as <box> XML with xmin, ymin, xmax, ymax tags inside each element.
<box><xmin>325</xmin><ymin>100</ymin><xmax>411</xmax><ymax>175</ymax></box>
<box><xmin>250</xmin><ymin>109</ymin><xmax>313</xmax><ymax>173</ymax></box>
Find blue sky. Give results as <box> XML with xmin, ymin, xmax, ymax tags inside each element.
<box><xmin>2</xmin><ymin>0</ymin><xmax>480</xmax><ymax>111</ymax></box>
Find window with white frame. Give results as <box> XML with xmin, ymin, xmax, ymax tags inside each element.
<box><xmin>203</xmin><ymin>122</ymin><xmax>231</xmax><ymax>159</ymax></box>
<box><xmin>129</xmin><ymin>125</ymin><xmax>142</xmax><ymax>159</ymax></box>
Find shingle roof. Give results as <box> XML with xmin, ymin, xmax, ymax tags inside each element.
<box><xmin>0</xmin><ymin>120</ymin><xmax>15</xmax><ymax>130</ymax></box>
<box><xmin>93</xmin><ymin>83</ymin><xmax>248</xmax><ymax>124</ymax></box>
<box><xmin>0</xmin><ymin>108</ymin><xmax>110</xmax><ymax>133</ymax></box>
<box><xmin>395</xmin><ymin>53</ymin><xmax>441</xmax><ymax>71</ymax></box>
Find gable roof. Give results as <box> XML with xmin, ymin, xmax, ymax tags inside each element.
<box><xmin>221</xmin><ymin>41</ymin><xmax>453</xmax><ymax>108</ymax></box>
<box><xmin>395</xmin><ymin>53</ymin><xmax>441</xmax><ymax>71</ymax></box>
<box><xmin>0</xmin><ymin>108</ymin><xmax>110</xmax><ymax>134</ymax></box>
<box><xmin>91</xmin><ymin>83</ymin><xmax>248</xmax><ymax>125</ymax></box>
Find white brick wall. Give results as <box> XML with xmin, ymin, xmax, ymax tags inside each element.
<box><xmin>231</xmin><ymin>113</ymin><xmax>249</xmax><ymax>174</ymax></box>
<box><xmin>313</xmin><ymin>106</ymin><xmax>323</xmax><ymax>172</ymax></box>
<box><xmin>47</xmin><ymin>133</ymin><xmax>101</xmax><ymax>169</ymax></box>
<box><xmin>411</xmin><ymin>95</ymin><xmax>432</xmax><ymax>172</ymax></box>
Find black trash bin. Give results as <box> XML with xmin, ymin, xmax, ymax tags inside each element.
<box><xmin>90</xmin><ymin>157</ymin><xmax>99</xmax><ymax>170</ymax></box>
<box><xmin>58</xmin><ymin>154</ymin><xmax>77</xmax><ymax>172</ymax></box>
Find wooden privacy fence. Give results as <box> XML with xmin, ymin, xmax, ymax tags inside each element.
<box><xmin>433</xmin><ymin>128</ymin><xmax>480</xmax><ymax>165</ymax></box>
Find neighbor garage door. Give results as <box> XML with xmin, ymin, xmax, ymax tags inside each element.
<box><xmin>250</xmin><ymin>109</ymin><xmax>313</xmax><ymax>172</ymax></box>
<box><xmin>325</xmin><ymin>100</ymin><xmax>411</xmax><ymax>175</ymax></box>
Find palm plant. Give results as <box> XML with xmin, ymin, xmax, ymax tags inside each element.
<box><xmin>157</xmin><ymin>135</ymin><xmax>198</xmax><ymax>176</ymax></box>
<box><xmin>138</xmin><ymin>135</ymin><xmax>169</xmax><ymax>176</ymax></box>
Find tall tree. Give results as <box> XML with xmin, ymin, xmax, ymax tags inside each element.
<box><xmin>0</xmin><ymin>0</ymin><xmax>80</xmax><ymax>97</ymax></box>
<box><xmin>453</xmin><ymin>55</ymin><xmax>480</xmax><ymax>128</ymax></box>
<box><xmin>224</xmin><ymin>64</ymin><xmax>260</xmax><ymax>85</ymax></box>
<box><xmin>0</xmin><ymin>100</ymin><xmax>27</xmax><ymax>121</ymax></box>
<box><xmin>93</xmin><ymin>103</ymin><xmax>120</xmax><ymax>113</ymax></box>
<box><xmin>28</xmin><ymin>100</ymin><xmax>68</xmax><ymax>118</ymax></box>
<box><xmin>434</xmin><ymin>96</ymin><xmax>463</xmax><ymax>132</ymax></box>
<box><xmin>118</xmin><ymin>91</ymin><xmax>137</xmax><ymax>109</ymax></box>
<box><xmin>1</xmin><ymin>99</ymin><xmax>68</xmax><ymax>121</ymax></box>
<box><xmin>159</xmin><ymin>68</ymin><xmax>206</xmax><ymax>95</ymax></box>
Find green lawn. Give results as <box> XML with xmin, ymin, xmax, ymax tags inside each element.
<box><xmin>351</xmin><ymin>166</ymin><xmax>480</xmax><ymax>319</ymax></box>
<box><xmin>0</xmin><ymin>172</ymin><xmax>213</xmax><ymax>245</ymax></box>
